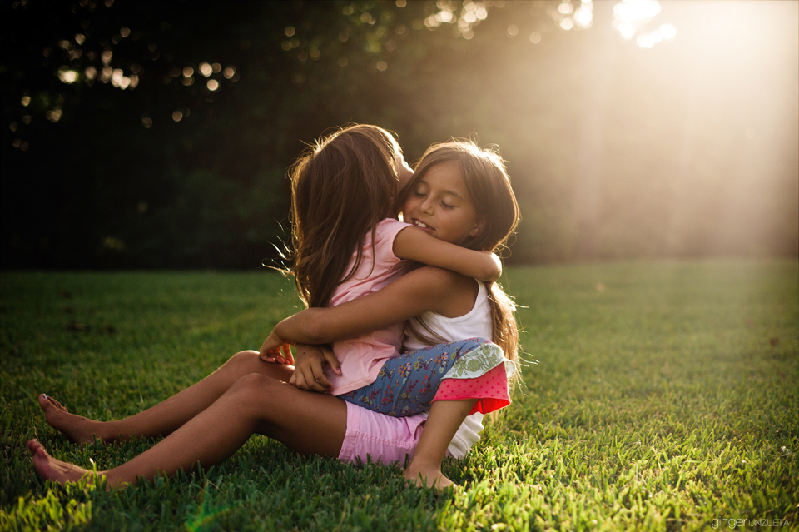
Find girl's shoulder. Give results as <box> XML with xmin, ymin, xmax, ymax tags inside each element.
<box><xmin>375</xmin><ymin>218</ymin><xmax>411</xmax><ymax>238</ymax></box>
<box><xmin>410</xmin><ymin>266</ymin><xmax>480</xmax><ymax>317</ymax></box>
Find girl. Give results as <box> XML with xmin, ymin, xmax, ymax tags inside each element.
<box><xmin>28</xmin><ymin>128</ymin><xmax>517</xmax><ymax>489</ymax></box>
<box><xmin>261</xmin><ymin>140</ymin><xmax>520</xmax><ymax>488</ymax></box>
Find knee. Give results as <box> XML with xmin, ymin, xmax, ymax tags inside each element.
<box><xmin>229</xmin><ymin>372</ymin><xmax>280</xmax><ymax>397</ymax></box>
<box><xmin>225</xmin><ymin>350</ymin><xmax>261</xmax><ymax>372</ymax></box>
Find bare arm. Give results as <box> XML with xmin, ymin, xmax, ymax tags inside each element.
<box><xmin>271</xmin><ymin>267</ymin><xmax>476</xmax><ymax>346</ymax></box>
<box><xmin>392</xmin><ymin>226</ymin><xmax>501</xmax><ymax>282</ymax></box>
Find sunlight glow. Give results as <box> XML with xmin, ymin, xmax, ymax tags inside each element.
<box><xmin>613</xmin><ymin>0</ymin><xmax>675</xmax><ymax>48</ymax></box>
<box><xmin>552</xmin><ymin>1</ymin><xmax>593</xmax><ymax>32</ymax></box>
<box><xmin>574</xmin><ymin>3</ymin><xmax>593</xmax><ymax>28</ymax></box>
<box><xmin>425</xmin><ymin>1</ymin><xmax>489</xmax><ymax>38</ymax></box>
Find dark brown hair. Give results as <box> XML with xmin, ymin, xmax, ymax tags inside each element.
<box><xmin>289</xmin><ymin>124</ymin><xmax>403</xmax><ymax>308</ymax></box>
<box><xmin>398</xmin><ymin>141</ymin><xmax>522</xmax><ymax>368</ymax></box>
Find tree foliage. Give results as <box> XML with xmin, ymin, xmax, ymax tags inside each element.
<box><xmin>1</xmin><ymin>0</ymin><xmax>796</xmax><ymax>268</ymax></box>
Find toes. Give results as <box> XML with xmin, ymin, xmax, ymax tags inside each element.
<box><xmin>27</xmin><ymin>439</ymin><xmax>46</xmax><ymax>457</ymax></box>
<box><xmin>38</xmin><ymin>394</ymin><xmax>68</xmax><ymax>414</ymax></box>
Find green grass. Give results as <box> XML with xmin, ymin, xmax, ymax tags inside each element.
<box><xmin>1</xmin><ymin>260</ymin><xmax>797</xmax><ymax>531</ymax></box>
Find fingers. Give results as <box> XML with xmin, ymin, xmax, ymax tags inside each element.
<box><xmin>260</xmin><ymin>344</ymin><xmax>292</xmax><ymax>365</ymax></box>
<box><xmin>293</xmin><ymin>368</ymin><xmax>327</xmax><ymax>392</ymax></box>
<box><xmin>322</xmin><ymin>347</ymin><xmax>342</xmax><ymax>375</ymax></box>
<box><xmin>309</xmin><ymin>362</ymin><xmax>331</xmax><ymax>389</ymax></box>
<box><xmin>292</xmin><ymin>348</ymin><xmax>331</xmax><ymax>392</ymax></box>
<box><xmin>295</xmin><ymin>366</ymin><xmax>329</xmax><ymax>392</ymax></box>
<box><xmin>282</xmin><ymin>344</ymin><xmax>295</xmax><ymax>365</ymax></box>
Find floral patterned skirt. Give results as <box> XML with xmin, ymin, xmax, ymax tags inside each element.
<box><xmin>338</xmin><ymin>338</ymin><xmax>511</xmax><ymax>417</ymax></box>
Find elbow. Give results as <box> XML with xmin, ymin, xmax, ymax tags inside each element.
<box><xmin>485</xmin><ymin>267</ymin><xmax>502</xmax><ymax>282</ymax></box>
<box><xmin>478</xmin><ymin>262</ymin><xmax>502</xmax><ymax>282</ymax></box>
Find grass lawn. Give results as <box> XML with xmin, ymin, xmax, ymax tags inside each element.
<box><xmin>1</xmin><ymin>260</ymin><xmax>797</xmax><ymax>531</ymax></box>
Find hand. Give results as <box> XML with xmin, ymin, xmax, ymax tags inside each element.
<box><xmin>290</xmin><ymin>344</ymin><xmax>341</xmax><ymax>393</ymax></box>
<box><xmin>260</xmin><ymin>331</ymin><xmax>294</xmax><ymax>365</ymax></box>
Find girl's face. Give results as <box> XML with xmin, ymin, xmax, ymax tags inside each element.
<box><xmin>402</xmin><ymin>162</ymin><xmax>484</xmax><ymax>245</ymax></box>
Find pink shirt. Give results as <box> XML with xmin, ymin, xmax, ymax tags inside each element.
<box><xmin>327</xmin><ymin>219</ymin><xmax>411</xmax><ymax>394</ymax></box>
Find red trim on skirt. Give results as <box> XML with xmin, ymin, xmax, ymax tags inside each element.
<box><xmin>432</xmin><ymin>364</ymin><xmax>510</xmax><ymax>415</ymax></box>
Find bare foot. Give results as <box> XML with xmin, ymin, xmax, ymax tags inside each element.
<box><xmin>27</xmin><ymin>440</ymin><xmax>94</xmax><ymax>485</ymax></box>
<box><xmin>403</xmin><ymin>466</ymin><xmax>454</xmax><ymax>490</ymax></box>
<box><xmin>37</xmin><ymin>394</ymin><xmax>104</xmax><ymax>444</ymax></box>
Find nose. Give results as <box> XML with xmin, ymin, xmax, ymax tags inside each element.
<box><xmin>418</xmin><ymin>197</ymin><xmax>434</xmax><ymax>215</ymax></box>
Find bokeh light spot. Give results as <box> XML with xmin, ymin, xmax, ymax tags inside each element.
<box><xmin>46</xmin><ymin>107</ymin><xmax>62</xmax><ymax>122</ymax></box>
<box><xmin>57</xmin><ymin>68</ymin><xmax>79</xmax><ymax>83</ymax></box>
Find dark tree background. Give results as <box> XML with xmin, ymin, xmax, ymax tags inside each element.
<box><xmin>2</xmin><ymin>0</ymin><xmax>797</xmax><ymax>269</ymax></box>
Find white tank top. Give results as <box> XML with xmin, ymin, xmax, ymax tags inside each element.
<box><xmin>403</xmin><ymin>280</ymin><xmax>492</xmax><ymax>351</ymax></box>
<box><xmin>403</xmin><ymin>279</ymin><xmax>492</xmax><ymax>459</ymax></box>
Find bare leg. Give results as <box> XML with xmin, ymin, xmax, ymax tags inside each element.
<box><xmin>30</xmin><ymin>373</ymin><xmax>347</xmax><ymax>488</ymax></box>
<box><xmin>404</xmin><ymin>399</ymin><xmax>476</xmax><ymax>489</ymax></box>
<box><xmin>38</xmin><ymin>351</ymin><xmax>293</xmax><ymax>443</ymax></box>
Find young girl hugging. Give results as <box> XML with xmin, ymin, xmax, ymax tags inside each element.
<box><xmin>27</xmin><ymin>125</ymin><xmax>513</xmax><ymax>490</ymax></box>
<box><xmin>261</xmin><ymin>140</ymin><xmax>521</xmax><ymax>488</ymax></box>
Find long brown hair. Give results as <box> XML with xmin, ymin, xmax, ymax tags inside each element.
<box><xmin>398</xmin><ymin>141</ymin><xmax>521</xmax><ymax>368</ymax></box>
<box><xmin>289</xmin><ymin>124</ymin><xmax>403</xmax><ymax>308</ymax></box>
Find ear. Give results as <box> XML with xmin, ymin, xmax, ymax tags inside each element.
<box><xmin>469</xmin><ymin>216</ymin><xmax>486</xmax><ymax>238</ymax></box>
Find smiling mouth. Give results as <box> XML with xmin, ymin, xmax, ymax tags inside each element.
<box><xmin>412</xmin><ymin>219</ymin><xmax>433</xmax><ymax>231</ymax></box>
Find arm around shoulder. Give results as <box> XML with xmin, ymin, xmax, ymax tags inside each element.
<box><xmin>393</xmin><ymin>226</ymin><xmax>501</xmax><ymax>282</ymax></box>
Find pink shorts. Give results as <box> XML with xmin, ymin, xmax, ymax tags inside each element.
<box><xmin>338</xmin><ymin>401</ymin><xmax>428</xmax><ymax>465</ymax></box>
